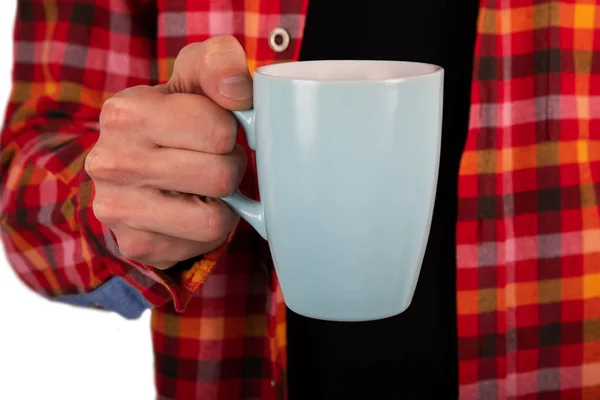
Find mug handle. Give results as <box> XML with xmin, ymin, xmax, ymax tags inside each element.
<box><xmin>220</xmin><ymin>109</ymin><xmax>268</xmax><ymax>240</ymax></box>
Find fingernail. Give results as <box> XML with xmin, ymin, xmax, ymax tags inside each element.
<box><xmin>218</xmin><ymin>74</ymin><xmax>252</xmax><ymax>100</ymax></box>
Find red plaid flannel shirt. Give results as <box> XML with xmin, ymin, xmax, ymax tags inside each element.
<box><xmin>1</xmin><ymin>0</ymin><xmax>599</xmax><ymax>399</ymax></box>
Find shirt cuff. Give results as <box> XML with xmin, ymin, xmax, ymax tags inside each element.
<box><xmin>53</xmin><ymin>277</ymin><xmax>152</xmax><ymax>319</ymax></box>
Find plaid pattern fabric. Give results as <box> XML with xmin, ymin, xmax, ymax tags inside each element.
<box><xmin>457</xmin><ymin>0</ymin><xmax>600</xmax><ymax>398</ymax></box>
<box><xmin>3</xmin><ymin>0</ymin><xmax>600</xmax><ymax>399</ymax></box>
<box><xmin>1</xmin><ymin>0</ymin><xmax>306</xmax><ymax>399</ymax></box>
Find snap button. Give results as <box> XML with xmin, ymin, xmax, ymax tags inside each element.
<box><xmin>268</xmin><ymin>27</ymin><xmax>290</xmax><ymax>53</ymax></box>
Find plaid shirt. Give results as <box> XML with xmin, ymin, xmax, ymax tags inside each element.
<box><xmin>1</xmin><ymin>0</ymin><xmax>599</xmax><ymax>399</ymax></box>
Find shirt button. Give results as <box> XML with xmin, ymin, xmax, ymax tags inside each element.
<box><xmin>271</xmin><ymin>380</ymin><xmax>276</xmax><ymax>387</ymax></box>
<box><xmin>268</xmin><ymin>27</ymin><xmax>290</xmax><ymax>53</ymax></box>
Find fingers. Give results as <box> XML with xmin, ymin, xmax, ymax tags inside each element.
<box><xmin>90</xmin><ymin>35</ymin><xmax>255</xmax><ymax>270</ymax></box>
<box><xmin>145</xmin><ymin>144</ymin><xmax>247</xmax><ymax>198</ymax></box>
<box><xmin>101</xmin><ymin>89</ymin><xmax>239</xmax><ymax>154</ymax></box>
<box><xmin>92</xmin><ymin>184</ymin><xmax>239</xmax><ymax>244</ymax></box>
<box><xmin>110</xmin><ymin>228</ymin><xmax>225</xmax><ymax>271</ymax></box>
<box><xmin>86</xmin><ymin>142</ymin><xmax>246</xmax><ymax>198</ymax></box>
<box><xmin>167</xmin><ymin>35</ymin><xmax>253</xmax><ymax>111</ymax></box>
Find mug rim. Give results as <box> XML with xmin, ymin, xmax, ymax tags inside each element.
<box><xmin>253</xmin><ymin>60</ymin><xmax>443</xmax><ymax>83</ymax></box>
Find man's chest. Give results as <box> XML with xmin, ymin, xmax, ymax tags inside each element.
<box><xmin>154</xmin><ymin>0</ymin><xmax>308</xmax><ymax>81</ymax></box>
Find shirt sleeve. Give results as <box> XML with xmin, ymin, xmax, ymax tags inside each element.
<box><xmin>0</xmin><ymin>0</ymin><xmax>229</xmax><ymax>316</ymax></box>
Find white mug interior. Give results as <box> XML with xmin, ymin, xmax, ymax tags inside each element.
<box><xmin>254</xmin><ymin>60</ymin><xmax>441</xmax><ymax>82</ymax></box>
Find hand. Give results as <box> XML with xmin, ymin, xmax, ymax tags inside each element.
<box><xmin>85</xmin><ymin>35</ymin><xmax>252</xmax><ymax>270</ymax></box>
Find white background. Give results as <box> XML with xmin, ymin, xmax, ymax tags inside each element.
<box><xmin>0</xmin><ymin>3</ymin><xmax>154</xmax><ymax>399</ymax></box>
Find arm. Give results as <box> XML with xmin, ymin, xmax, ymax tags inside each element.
<box><xmin>0</xmin><ymin>0</ymin><xmax>225</xmax><ymax>317</ymax></box>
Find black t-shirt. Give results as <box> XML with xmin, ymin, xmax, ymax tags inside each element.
<box><xmin>286</xmin><ymin>1</ymin><xmax>480</xmax><ymax>399</ymax></box>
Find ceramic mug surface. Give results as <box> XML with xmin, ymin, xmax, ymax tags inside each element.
<box><xmin>222</xmin><ymin>60</ymin><xmax>444</xmax><ymax>321</ymax></box>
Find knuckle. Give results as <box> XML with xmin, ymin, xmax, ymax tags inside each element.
<box><xmin>99</xmin><ymin>97</ymin><xmax>128</xmax><ymax>130</ymax></box>
<box><xmin>210</xmin><ymin>115</ymin><xmax>238</xmax><ymax>154</ymax></box>
<box><xmin>91</xmin><ymin>199</ymin><xmax>107</xmax><ymax>222</ymax></box>
<box><xmin>170</xmin><ymin>44</ymin><xmax>204</xmax><ymax>92</ymax></box>
<box><xmin>204</xmin><ymin>205</ymin><xmax>231</xmax><ymax>239</ymax></box>
<box><xmin>190</xmin><ymin>96</ymin><xmax>237</xmax><ymax>154</ymax></box>
<box><xmin>85</xmin><ymin>146</ymin><xmax>115</xmax><ymax>180</ymax></box>
<box><xmin>100</xmin><ymin>87</ymin><xmax>153</xmax><ymax>131</ymax></box>
<box><xmin>203</xmin><ymin>36</ymin><xmax>247</xmax><ymax>73</ymax></box>
<box><xmin>84</xmin><ymin>146</ymin><xmax>136</xmax><ymax>182</ymax></box>
<box><xmin>91</xmin><ymin>194</ymin><xmax>119</xmax><ymax>226</ymax></box>
<box><xmin>84</xmin><ymin>147</ymin><xmax>99</xmax><ymax>178</ymax></box>
<box><xmin>178</xmin><ymin>42</ymin><xmax>204</xmax><ymax>59</ymax></box>
<box><xmin>210</xmin><ymin>161</ymin><xmax>240</xmax><ymax>197</ymax></box>
<box><xmin>203</xmin><ymin>35</ymin><xmax>241</xmax><ymax>55</ymax></box>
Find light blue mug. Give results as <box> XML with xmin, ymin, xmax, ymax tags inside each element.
<box><xmin>222</xmin><ymin>60</ymin><xmax>444</xmax><ymax>321</ymax></box>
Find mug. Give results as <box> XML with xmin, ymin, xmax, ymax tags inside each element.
<box><xmin>222</xmin><ymin>60</ymin><xmax>444</xmax><ymax>321</ymax></box>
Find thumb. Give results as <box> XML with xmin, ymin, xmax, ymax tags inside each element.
<box><xmin>167</xmin><ymin>35</ymin><xmax>253</xmax><ymax>111</ymax></box>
